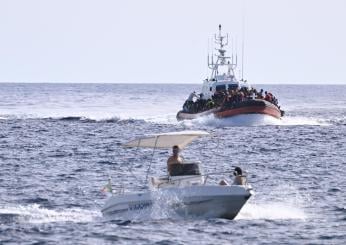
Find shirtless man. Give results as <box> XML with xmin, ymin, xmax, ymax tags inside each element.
<box><xmin>167</xmin><ymin>145</ymin><xmax>183</xmax><ymax>175</ymax></box>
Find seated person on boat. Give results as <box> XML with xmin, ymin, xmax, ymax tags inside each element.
<box><xmin>167</xmin><ymin>145</ymin><xmax>183</xmax><ymax>174</ymax></box>
<box><xmin>167</xmin><ymin>145</ymin><xmax>201</xmax><ymax>177</ymax></box>
<box><xmin>219</xmin><ymin>167</ymin><xmax>246</xmax><ymax>186</ymax></box>
<box><xmin>233</xmin><ymin>167</ymin><xmax>246</xmax><ymax>185</ymax></box>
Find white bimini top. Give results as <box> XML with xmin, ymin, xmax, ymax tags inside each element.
<box><xmin>123</xmin><ymin>130</ymin><xmax>209</xmax><ymax>149</ymax></box>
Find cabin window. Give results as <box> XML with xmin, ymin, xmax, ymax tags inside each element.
<box><xmin>210</xmin><ymin>87</ymin><xmax>212</xmax><ymax>91</ymax></box>
<box><xmin>215</xmin><ymin>85</ymin><xmax>226</xmax><ymax>92</ymax></box>
<box><xmin>227</xmin><ymin>84</ymin><xmax>238</xmax><ymax>90</ymax></box>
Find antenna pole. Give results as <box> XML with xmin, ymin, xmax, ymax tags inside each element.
<box><xmin>241</xmin><ymin>1</ymin><xmax>246</xmax><ymax>81</ymax></box>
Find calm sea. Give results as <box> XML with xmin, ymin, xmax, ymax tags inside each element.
<box><xmin>0</xmin><ymin>83</ymin><xmax>345</xmax><ymax>244</ymax></box>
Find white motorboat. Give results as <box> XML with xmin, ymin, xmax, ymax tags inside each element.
<box><xmin>101</xmin><ymin>131</ymin><xmax>253</xmax><ymax>220</ymax></box>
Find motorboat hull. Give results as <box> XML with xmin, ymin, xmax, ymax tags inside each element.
<box><xmin>176</xmin><ymin>99</ymin><xmax>283</xmax><ymax>120</ymax></box>
<box><xmin>102</xmin><ymin>185</ymin><xmax>252</xmax><ymax>220</ymax></box>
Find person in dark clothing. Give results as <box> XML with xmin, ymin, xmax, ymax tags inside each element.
<box><xmin>233</xmin><ymin>167</ymin><xmax>245</xmax><ymax>185</ymax></box>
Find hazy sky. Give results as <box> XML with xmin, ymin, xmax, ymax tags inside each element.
<box><xmin>0</xmin><ymin>0</ymin><xmax>345</xmax><ymax>84</ymax></box>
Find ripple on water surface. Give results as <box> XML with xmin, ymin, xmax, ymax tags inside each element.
<box><xmin>0</xmin><ymin>84</ymin><xmax>345</xmax><ymax>244</ymax></box>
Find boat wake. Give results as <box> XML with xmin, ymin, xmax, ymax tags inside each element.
<box><xmin>0</xmin><ymin>111</ymin><xmax>336</xmax><ymax>127</ymax></box>
<box><xmin>0</xmin><ymin>204</ymin><xmax>101</xmax><ymax>224</ymax></box>
<box><xmin>236</xmin><ymin>202</ymin><xmax>307</xmax><ymax>220</ymax></box>
<box><xmin>280</xmin><ymin>116</ymin><xmax>331</xmax><ymax>126</ymax></box>
<box><xmin>180</xmin><ymin>114</ymin><xmax>331</xmax><ymax>127</ymax></box>
<box><xmin>237</xmin><ymin>183</ymin><xmax>310</xmax><ymax>220</ymax></box>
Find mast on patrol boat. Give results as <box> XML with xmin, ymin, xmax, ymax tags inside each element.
<box><xmin>207</xmin><ymin>24</ymin><xmax>237</xmax><ymax>79</ymax></box>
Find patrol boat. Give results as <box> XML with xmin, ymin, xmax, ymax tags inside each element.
<box><xmin>176</xmin><ymin>25</ymin><xmax>284</xmax><ymax>121</ymax></box>
<box><xmin>101</xmin><ymin>131</ymin><xmax>253</xmax><ymax>220</ymax></box>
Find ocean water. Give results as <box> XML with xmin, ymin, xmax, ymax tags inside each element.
<box><xmin>0</xmin><ymin>83</ymin><xmax>345</xmax><ymax>244</ymax></box>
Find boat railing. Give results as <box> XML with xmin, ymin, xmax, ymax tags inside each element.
<box><xmin>112</xmin><ymin>170</ymin><xmax>249</xmax><ymax>194</ymax></box>
<box><xmin>111</xmin><ymin>185</ymin><xmax>125</xmax><ymax>195</ymax></box>
<box><xmin>202</xmin><ymin>171</ymin><xmax>248</xmax><ymax>186</ymax></box>
<box><xmin>162</xmin><ymin>170</ymin><xmax>249</xmax><ymax>187</ymax></box>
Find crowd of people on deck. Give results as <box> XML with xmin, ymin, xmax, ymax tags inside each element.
<box><xmin>182</xmin><ymin>87</ymin><xmax>280</xmax><ymax>113</ymax></box>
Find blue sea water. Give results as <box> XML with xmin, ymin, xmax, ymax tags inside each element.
<box><xmin>0</xmin><ymin>83</ymin><xmax>345</xmax><ymax>244</ymax></box>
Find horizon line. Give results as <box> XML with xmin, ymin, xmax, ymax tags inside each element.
<box><xmin>0</xmin><ymin>81</ymin><xmax>345</xmax><ymax>85</ymax></box>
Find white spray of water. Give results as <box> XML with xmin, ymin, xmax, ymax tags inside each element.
<box><xmin>236</xmin><ymin>202</ymin><xmax>307</xmax><ymax>220</ymax></box>
<box><xmin>150</xmin><ymin>189</ymin><xmax>184</xmax><ymax>220</ymax></box>
<box><xmin>237</xmin><ymin>183</ymin><xmax>309</xmax><ymax>220</ymax></box>
<box><xmin>181</xmin><ymin>114</ymin><xmax>329</xmax><ymax>128</ymax></box>
<box><xmin>0</xmin><ymin>204</ymin><xmax>101</xmax><ymax>224</ymax></box>
<box><xmin>280</xmin><ymin>116</ymin><xmax>330</xmax><ymax>126</ymax></box>
<box><xmin>102</xmin><ymin>189</ymin><xmax>185</xmax><ymax>222</ymax></box>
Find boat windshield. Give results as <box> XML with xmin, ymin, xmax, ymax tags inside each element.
<box><xmin>215</xmin><ymin>84</ymin><xmax>226</xmax><ymax>92</ymax></box>
<box><xmin>169</xmin><ymin>163</ymin><xmax>201</xmax><ymax>176</ymax></box>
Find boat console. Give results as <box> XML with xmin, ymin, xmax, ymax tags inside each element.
<box><xmin>150</xmin><ymin>162</ymin><xmax>204</xmax><ymax>189</ymax></box>
<box><xmin>169</xmin><ymin>163</ymin><xmax>201</xmax><ymax>176</ymax></box>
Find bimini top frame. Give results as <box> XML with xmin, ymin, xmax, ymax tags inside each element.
<box><xmin>122</xmin><ymin>130</ymin><xmax>209</xmax><ymax>182</ymax></box>
<box><xmin>123</xmin><ymin>130</ymin><xmax>209</xmax><ymax>150</ymax></box>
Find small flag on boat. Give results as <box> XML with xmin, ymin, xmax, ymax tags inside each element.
<box><xmin>101</xmin><ymin>178</ymin><xmax>113</xmax><ymax>193</ymax></box>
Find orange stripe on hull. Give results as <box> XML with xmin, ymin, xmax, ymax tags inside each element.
<box><xmin>215</xmin><ymin>106</ymin><xmax>281</xmax><ymax>119</ymax></box>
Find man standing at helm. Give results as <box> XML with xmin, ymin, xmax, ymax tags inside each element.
<box><xmin>167</xmin><ymin>145</ymin><xmax>183</xmax><ymax>174</ymax></box>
